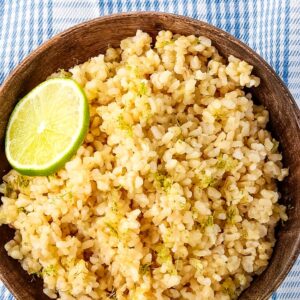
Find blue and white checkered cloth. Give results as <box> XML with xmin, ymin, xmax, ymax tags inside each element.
<box><xmin>0</xmin><ymin>0</ymin><xmax>299</xmax><ymax>299</ymax></box>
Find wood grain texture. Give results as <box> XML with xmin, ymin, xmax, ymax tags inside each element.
<box><xmin>0</xmin><ymin>12</ymin><xmax>299</xmax><ymax>300</ymax></box>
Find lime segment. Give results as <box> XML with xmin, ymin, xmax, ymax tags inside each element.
<box><xmin>5</xmin><ymin>78</ymin><xmax>89</xmax><ymax>176</ymax></box>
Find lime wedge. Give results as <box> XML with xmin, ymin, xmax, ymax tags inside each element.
<box><xmin>5</xmin><ymin>78</ymin><xmax>89</xmax><ymax>176</ymax></box>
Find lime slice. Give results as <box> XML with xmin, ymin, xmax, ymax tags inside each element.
<box><xmin>5</xmin><ymin>78</ymin><xmax>89</xmax><ymax>176</ymax></box>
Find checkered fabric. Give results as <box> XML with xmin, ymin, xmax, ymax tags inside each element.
<box><xmin>0</xmin><ymin>0</ymin><xmax>299</xmax><ymax>299</ymax></box>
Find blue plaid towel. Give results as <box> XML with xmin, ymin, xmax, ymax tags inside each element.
<box><xmin>0</xmin><ymin>0</ymin><xmax>299</xmax><ymax>299</ymax></box>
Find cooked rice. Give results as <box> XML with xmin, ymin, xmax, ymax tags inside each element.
<box><xmin>0</xmin><ymin>30</ymin><xmax>288</xmax><ymax>300</ymax></box>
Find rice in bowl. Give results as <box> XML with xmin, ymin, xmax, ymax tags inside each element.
<box><xmin>0</xmin><ymin>30</ymin><xmax>288</xmax><ymax>300</ymax></box>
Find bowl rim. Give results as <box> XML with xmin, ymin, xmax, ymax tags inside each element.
<box><xmin>0</xmin><ymin>11</ymin><xmax>299</xmax><ymax>300</ymax></box>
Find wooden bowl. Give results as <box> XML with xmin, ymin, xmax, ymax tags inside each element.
<box><xmin>0</xmin><ymin>12</ymin><xmax>299</xmax><ymax>300</ymax></box>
